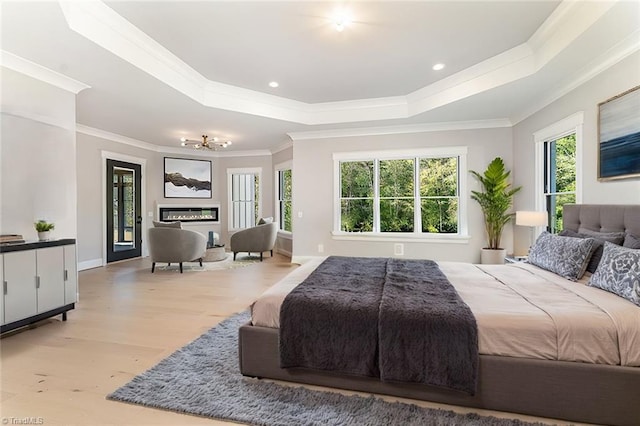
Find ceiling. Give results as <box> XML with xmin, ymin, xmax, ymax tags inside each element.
<box><xmin>1</xmin><ymin>1</ymin><xmax>639</xmax><ymax>154</ymax></box>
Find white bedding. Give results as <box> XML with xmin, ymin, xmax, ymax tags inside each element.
<box><xmin>251</xmin><ymin>258</ymin><xmax>640</xmax><ymax>366</ymax></box>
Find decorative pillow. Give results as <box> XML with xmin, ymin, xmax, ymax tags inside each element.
<box><xmin>528</xmin><ymin>231</ymin><xmax>595</xmax><ymax>281</ymax></box>
<box><xmin>152</xmin><ymin>220</ymin><xmax>182</xmax><ymax>229</ymax></box>
<box><xmin>559</xmin><ymin>229</ymin><xmax>624</xmax><ymax>273</ymax></box>
<box><xmin>589</xmin><ymin>242</ymin><xmax>640</xmax><ymax>306</ymax></box>
<box><xmin>624</xmin><ymin>232</ymin><xmax>640</xmax><ymax>249</ymax></box>
<box><xmin>577</xmin><ymin>227</ymin><xmax>625</xmax><ymax>242</ymax></box>
<box><xmin>257</xmin><ymin>217</ymin><xmax>274</xmax><ymax>225</ymax></box>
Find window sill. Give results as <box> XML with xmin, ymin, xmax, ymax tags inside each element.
<box><xmin>331</xmin><ymin>231</ymin><xmax>470</xmax><ymax>244</ymax></box>
<box><xmin>277</xmin><ymin>230</ymin><xmax>293</xmax><ymax>240</ymax></box>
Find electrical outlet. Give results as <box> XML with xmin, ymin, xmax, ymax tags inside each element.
<box><xmin>298</xmin><ymin>211</ymin><xmax>303</xmax><ymax>218</ymax></box>
<box><xmin>318</xmin><ymin>244</ymin><xmax>324</xmax><ymax>253</ymax></box>
<box><xmin>148</xmin><ymin>211</ymin><xmax>153</xmax><ymax>217</ymax></box>
<box><xmin>394</xmin><ymin>243</ymin><xmax>404</xmax><ymax>256</ymax></box>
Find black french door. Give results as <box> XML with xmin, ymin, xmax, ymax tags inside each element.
<box><xmin>106</xmin><ymin>159</ymin><xmax>142</xmax><ymax>263</ymax></box>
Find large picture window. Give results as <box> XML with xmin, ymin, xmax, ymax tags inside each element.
<box><xmin>335</xmin><ymin>148</ymin><xmax>466</xmax><ymax>237</ymax></box>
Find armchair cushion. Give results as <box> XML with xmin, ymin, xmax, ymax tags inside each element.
<box><xmin>152</xmin><ymin>220</ymin><xmax>182</xmax><ymax>229</ymax></box>
<box><xmin>230</xmin><ymin>222</ymin><xmax>278</xmax><ymax>259</ymax></box>
<box><xmin>148</xmin><ymin>227</ymin><xmax>206</xmax><ymax>264</ymax></box>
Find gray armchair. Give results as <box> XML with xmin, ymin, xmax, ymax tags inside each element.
<box><xmin>230</xmin><ymin>222</ymin><xmax>278</xmax><ymax>261</ymax></box>
<box><xmin>148</xmin><ymin>227</ymin><xmax>207</xmax><ymax>273</ymax></box>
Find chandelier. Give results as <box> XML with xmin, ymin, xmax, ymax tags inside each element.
<box><xmin>180</xmin><ymin>135</ymin><xmax>232</xmax><ymax>150</ymax></box>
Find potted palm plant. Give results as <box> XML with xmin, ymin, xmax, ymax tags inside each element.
<box><xmin>470</xmin><ymin>157</ymin><xmax>521</xmax><ymax>264</ymax></box>
<box><xmin>34</xmin><ymin>220</ymin><xmax>55</xmax><ymax>241</ymax></box>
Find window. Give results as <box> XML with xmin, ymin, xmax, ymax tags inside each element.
<box><xmin>535</xmin><ymin>112</ymin><xmax>583</xmax><ymax>234</ymax></box>
<box><xmin>228</xmin><ymin>168</ymin><xmax>261</xmax><ymax>230</ymax></box>
<box><xmin>543</xmin><ymin>134</ymin><xmax>576</xmax><ymax>233</ymax></box>
<box><xmin>334</xmin><ymin>147</ymin><xmax>467</xmax><ymax>238</ymax></box>
<box><xmin>276</xmin><ymin>167</ymin><xmax>292</xmax><ymax>232</ymax></box>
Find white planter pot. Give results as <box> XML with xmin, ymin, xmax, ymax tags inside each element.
<box><xmin>481</xmin><ymin>248</ymin><xmax>506</xmax><ymax>264</ymax></box>
<box><xmin>37</xmin><ymin>231</ymin><xmax>51</xmax><ymax>241</ymax></box>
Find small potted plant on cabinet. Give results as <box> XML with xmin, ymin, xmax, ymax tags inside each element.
<box><xmin>470</xmin><ymin>157</ymin><xmax>521</xmax><ymax>264</ymax></box>
<box><xmin>34</xmin><ymin>220</ymin><xmax>55</xmax><ymax>241</ymax></box>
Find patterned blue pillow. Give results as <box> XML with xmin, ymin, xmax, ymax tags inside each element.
<box><xmin>589</xmin><ymin>242</ymin><xmax>640</xmax><ymax>306</ymax></box>
<box><xmin>528</xmin><ymin>231</ymin><xmax>595</xmax><ymax>281</ymax></box>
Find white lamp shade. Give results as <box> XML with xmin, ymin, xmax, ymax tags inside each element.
<box><xmin>515</xmin><ymin>211</ymin><xmax>547</xmax><ymax>227</ymax></box>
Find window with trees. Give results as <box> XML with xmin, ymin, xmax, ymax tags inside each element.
<box><xmin>542</xmin><ymin>134</ymin><xmax>576</xmax><ymax>233</ymax></box>
<box><xmin>277</xmin><ymin>168</ymin><xmax>292</xmax><ymax>232</ymax></box>
<box><xmin>535</xmin><ymin>112</ymin><xmax>582</xmax><ymax>235</ymax></box>
<box><xmin>336</xmin><ymin>148</ymin><xmax>465</xmax><ymax>236</ymax></box>
<box><xmin>228</xmin><ymin>168</ymin><xmax>261</xmax><ymax>230</ymax></box>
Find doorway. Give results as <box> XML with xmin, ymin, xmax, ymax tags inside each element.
<box><xmin>106</xmin><ymin>159</ymin><xmax>142</xmax><ymax>263</ymax></box>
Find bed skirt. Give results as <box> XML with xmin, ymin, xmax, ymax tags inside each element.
<box><xmin>239</xmin><ymin>323</ymin><xmax>640</xmax><ymax>426</ymax></box>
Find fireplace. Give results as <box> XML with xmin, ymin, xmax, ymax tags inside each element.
<box><xmin>157</xmin><ymin>205</ymin><xmax>220</xmax><ymax>223</ymax></box>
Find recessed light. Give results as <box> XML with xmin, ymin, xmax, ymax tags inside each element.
<box><xmin>432</xmin><ymin>63</ymin><xmax>445</xmax><ymax>71</ymax></box>
<box><xmin>269</xmin><ymin>81</ymin><xmax>279</xmax><ymax>88</ymax></box>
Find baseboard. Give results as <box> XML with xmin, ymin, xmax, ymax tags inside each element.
<box><xmin>78</xmin><ymin>258</ymin><xmax>103</xmax><ymax>271</ymax></box>
<box><xmin>275</xmin><ymin>247</ymin><xmax>292</xmax><ymax>257</ymax></box>
<box><xmin>290</xmin><ymin>255</ymin><xmax>325</xmax><ymax>265</ymax></box>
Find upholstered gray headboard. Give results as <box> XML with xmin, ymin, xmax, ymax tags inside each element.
<box><xmin>563</xmin><ymin>204</ymin><xmax>640</xmax><ymax>236</ymax></box>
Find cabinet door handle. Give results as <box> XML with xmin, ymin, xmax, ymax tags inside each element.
<box><xmin>36</xmin><ymin>276</ymin><xmax>40</xmax><ymax>289</ymax></box>
<box><xmin>64</xmin><ymin>270</ymin><xmax>68</xmax><ymax>281</ymax></box>
<box><xmin>3</xmin><ymin>281</ymin><xmax>6</xmax><ymax>295</ymax></box>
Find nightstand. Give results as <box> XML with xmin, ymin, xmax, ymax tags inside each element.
<box><xmin>505</xmin><ymin>255</ymin><xmax>528</xmax><ymax>264</ymax></box>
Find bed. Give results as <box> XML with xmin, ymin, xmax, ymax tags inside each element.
<box><xmin>239</xmin><ymin>204</ymin><xmax>640</xmax><ymax>425</ymax></box>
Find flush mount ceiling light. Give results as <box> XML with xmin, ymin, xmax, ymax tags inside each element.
<box><xmin>180</xmin><ymin>135</ymin><xmax>232</xmax><ymax>150</ymax></box>
<box><xmin>332</xmin><ymin>8</ymin><xmax>352</xmax><ymax>32</ymax></box>
<box><xmin>268</xmin><ymin>81</ymin><xmax>279</xmax><ymax>88</ymax></box>
<box><xmin>432</xmin><ymin>63</ymin><xmax>445</xmax><ymax>71</ymax></box>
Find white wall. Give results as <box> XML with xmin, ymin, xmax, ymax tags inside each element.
<box><xmin>1</xmin><ymin>68</ymin><xmax>77</xmax><ymax>240</ymax></box>
<box><xmin>291</xmin><ymin>128</ymin><xmax>513</xmax><ymax>263</ymax></box>
<box><xmin>76</xmin><ymin>132</ymin><xmax>275</xmax><ymax>266</ymax></box>
<box><xmin>512</xmin><ymin>51</ymin><xmax>640</xmax><ymax>255</ymax></box>
<box><xmin>76</xmin><ymin>132</ymin><xmax>163</xmax><ymax>266</ymax></box>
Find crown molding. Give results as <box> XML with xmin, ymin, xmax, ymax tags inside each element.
<box><xmin>76</xmin><ymin>124</ymin><xmax>271</xmax><ymax>157</ymax></box>
<box><xmin>1</xmin><ymin>108</ymin><xmax>75</xmax><ymax>130</ymax></box>
<box><xmin>287</xmin><ymin>119</ymin><xmax>512</xmax><ymax>141</ymax></box>
<box><xmin>270</xmin><ymin>140</ymin><xmax>294</xmax><ymax>155</ymax></box>
<box><xmin>58</xmin><ymin>1</ymin><xmax>616</xmax><ymax>126</ymax></box>
<box><xmin>77</xmin><ymin>124</ymin><xmax>159</xmax><ymax>151</ymax></box>
<box><xmin>511</xmin><ymin>28</ymin><xmax>640</xmax><ymax>125</ymax></box>
<box><xmin>0</xmin><ymin>50</ymin><xmax>90</xmax><ymax>94</ymax></box>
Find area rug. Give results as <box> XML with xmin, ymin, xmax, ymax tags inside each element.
<box><xmin>154</xmin><ymin>254</ymin><xmax>260</xmax><ymax>272</ymax></box>
<box><xmin>107</xmin><ymin>311</ymin><xmax>546</xmax><ymax>426</ymax></box>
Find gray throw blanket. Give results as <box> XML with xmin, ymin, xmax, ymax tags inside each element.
<box><xmin>279</xmin><ymin>256</ymin><xmax>478</xmax><ymax>395</ymax></box>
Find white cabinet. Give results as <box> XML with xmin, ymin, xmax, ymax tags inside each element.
<box><xmin>3</xmin><ymin>250</ymin><xmax>37</xmax><ymax>324</ymax></box>
<box><xmin>1</xmin><ymin>240</ymin><xmax>77</xmax><ymax>333</ymax></box>
<box><xmin>35</xmin><ymin>247</ymin><xmax>66</xmax><ymax>313</ymax></box>
<box><xmin>64</xmin><ymin>244</ymin><xmax>77</xmax><ymax>305</ymax></box>
<box><xmin>0</xmin><ymin>256</ymin><xmax>3</xmax><ymax>325</ymax></box>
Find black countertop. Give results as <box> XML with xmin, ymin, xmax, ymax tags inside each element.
<box><xmin>0</xmin><ymin>238</ymin><xmax>76</xmax><ymax>253</ymax></box>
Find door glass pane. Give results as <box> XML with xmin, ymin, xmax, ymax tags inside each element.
<box><xmin>113</xmin><ymin>167</ymin><xmax>135</xmax><ymax>252</ymax></box>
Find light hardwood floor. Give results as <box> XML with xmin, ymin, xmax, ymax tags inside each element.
<box><xmin>1</xmin><ymin>255</ymin><xmax>572</xmax><ymax>425</ymax></box>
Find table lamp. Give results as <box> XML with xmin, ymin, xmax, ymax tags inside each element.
<box><xmin>515</xmin><ymin>211</ymin><xmax>548</xmax><ymax>254</ymax></box>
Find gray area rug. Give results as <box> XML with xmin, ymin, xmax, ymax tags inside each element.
<box><xmin>108</xmin><ymin>311</ymin><xmax>546</xmax><ymax>426</ymax></box>
<box><xmin>154</xmin><ymin>254</ymin><xmax>259</xmax><ymax>272</ymax></box>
